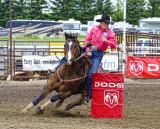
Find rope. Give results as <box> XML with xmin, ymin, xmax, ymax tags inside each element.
<box><xmin>56</xmin><ymin>64</ymin><xmax>87</xmax><ymax>83</ymax></box>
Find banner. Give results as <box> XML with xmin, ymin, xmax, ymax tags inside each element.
<box><xmin>101</xmin><ymin>55</ymin><xmax>118</xmax><ymax>71</ymax></box>
<box><xmin>91</xmin><ymin>73</ymin><xmax>124</xmax><ymax>118</ymax></box>
<box><xmin>127</xmin><ymin>56</ymin><xmax>160</xmax><ymax>78</ymax></box>
<box><xmin>22</xmin><ymin>55</ymin><xmax>118</xmax><ymax>71</ymax></box>
<box><xmin>22</xmin><ymin>56</ymin><xmax>63</xmax><ymax>71</ymax></box>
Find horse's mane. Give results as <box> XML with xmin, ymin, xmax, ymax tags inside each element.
<box><xmin>65</xmin><ymin>33</ymin><xmax>78</xmax><ymax>40</ymax></box>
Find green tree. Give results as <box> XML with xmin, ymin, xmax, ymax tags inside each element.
<box><xmin>50</xmin><ymin>0</ymin><xmax>77</xmax><ymax>20</ymax></box>
<box><xmin>26</xmin><ymin>0</ymin><xmax>47</xmax><ymax>19</ymax></box>
<box><xmin>0</xmin><ymin>0</ymin><xmax>5</xmax><ymax>26</ymax></box>
<box><xmin>50</xmin><ymin>0</ymin><xmax>113</xmax><ymax>23</ymax></box>
<box><xmin>127</xmin><ymin>0</ymin><xmax>150</xmax><ymax>25</ymax></box>
<box><xmin>0</xmin><ymin>0</ymin><xmax>116</xmax><ymax>27</ymax></box>
<box><xmin>112</xmin><ymin>0</ymin><xmax>123</xmax><ymax>22</ymax></box>
<box><xmin>74</xmin><ymin>0</ymin><xmax>95</xmax><ymax>23</ymax></box>
<box><xmin>12</xmin><ymin>0</ymin><xmax>27</xmax><ymax>19</ymax></box>
<box><xmin>95</xmin><ymin>0</ymin><xmax>113</xmax><ymax>15</ymax></box>
<box><xmin>0</xmin><ymin>0</ymin><xmax>10</xmax><ymax>27</ymax></box>
<box><xmin>148</xmin><ymin>0</ymin><xmax>160</xmax><ymax>17</ymax></box>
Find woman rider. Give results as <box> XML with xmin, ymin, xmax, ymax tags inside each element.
<box><xmin>57</xmin><ymin>14</ymin><xmax>116</xmax><ymax>103</ymax></box>
<box><xmin>83</xmin><ymin>14</ymin><xmax>116</xmax><ymax>102</ymax></box>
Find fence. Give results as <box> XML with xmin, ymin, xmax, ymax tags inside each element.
<box><xmin>0</xmin><ymin>40</ymin><xmax>9</xmax><ymax>79</ymax></box>
<box><xmin>0</xmin><ymin>31</ymin><xmax>160</xmax><ymax>80</ymax></box>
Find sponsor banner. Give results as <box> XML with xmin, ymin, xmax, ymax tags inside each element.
<box><xmin>127</xmin><ymin>56</ymin><xmax>160</xmax><ymax>78</ymax></box>
<box><xmin>91</xmin><ymin>73</ymin><xmax>124</xmax><ymax>118</ymax></box>
<box><xmin>22</xmin><ymin>56</ymin><xmax>63</xmax><ymax>71</ymax></box>
<box><xmin>22</xmin><ymin>55</ymin><xmax>118</xmax><ymax>71</ymax></box>
<box><xmin>101</xmin><ymin>55</ymin><xmax>118</xmax><ymax>71</ymax></box>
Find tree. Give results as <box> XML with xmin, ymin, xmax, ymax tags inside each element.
<box><xmin>0</xmin><ymin>0</ymin><xmax>10</xmax><ymax>27</ymax></box>
<box><xmin>50</xmin><ymin>0</ymin><xmax>77</xmax><ymax>21</ymax></box>
<box><xmin>50</xmin><ymin>0</ymin><xmax>114</xmax><ymax>23</ymax></box>
<box><xmin>12</xmin><ymin>0</ymin><xmax>27</xmax><ymax>19</ymax></box>
<box><xmin>0</xmin><ymin>0</ymin><xmax>128</xmax><ymax>27</ymax></box>
<box><xmin>148</xmin><ymin>0</ymin><xmax>160</xmax><ymax>17</ymax></box>
<box><xmin>74</xmin><ymin>0</ymin><xmax>95</xmax><ymax>23</ymax></box>
<box><xmin>96</xmin><ymin>0</ymin><xmax>113</xmax><ymax>15</ymax></box>
<box><xmin>126</xmin><ymin>0</ymin><xmax>150</xmax><ymax>25</ymax></box>
<box><xmin>0</xmin><ymin>0</ymin><xmax>5</xmax><ymax>26</ymax></box>
<box><xmin>112</xmin><ymin>0</ymin><xmax>123</xmax><ymax>22</ymax></box>
<box><xmin>26</xmin><ymin>0</ymin><xmax>47</xmax><ymax>20</ymax></box>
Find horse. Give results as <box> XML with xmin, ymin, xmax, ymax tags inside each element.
<box><xmin>22</xmin><ymin>33</ymin><xmax>91</xmax><ymax>114</ymax></box>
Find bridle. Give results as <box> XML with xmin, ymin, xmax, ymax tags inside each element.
<box><xmin>64</xmin><ymin>39</ymin><xmax>81</xmax><ymax>61</ymax></box>
<box><xmin>56</xmin><ymin>39</ymin><xmax>88</xmax><ymax>83</ymax></box>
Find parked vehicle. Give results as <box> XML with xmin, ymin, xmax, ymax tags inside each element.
<box><xmin>135</xmin><ymin>38</ymin><xmax>152</xmax><ymax>54</ymax></box>
<box><xmin>80</xmin><ymin>24</ymin><xmax>88</xmax><ymax>36</ymax></box>
<box><xmin>0</xmin><ymin>27</ymin><xmax>8</xmax><ymax>36</ymax></box>
<box><xmin>59</xmin><ymin>19</ymin><xmax>81</xmax><ymax>34</ymax></box>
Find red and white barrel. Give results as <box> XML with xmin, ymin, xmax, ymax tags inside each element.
<box><xmin>91</xmin><ymin>73</ymin><xmax>124</xmax><ymax>118</ymax></box>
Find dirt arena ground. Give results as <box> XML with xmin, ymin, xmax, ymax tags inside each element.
<box><xmin>0</xmin><ymin>79</ymin><xmax>160</xmax><ymax>129</ymax></box>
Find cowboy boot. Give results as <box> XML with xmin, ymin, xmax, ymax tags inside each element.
<box><xmin>82</xmin><ymin>79</ymin><xmax>89</xmax><ymax>105</ymax></box>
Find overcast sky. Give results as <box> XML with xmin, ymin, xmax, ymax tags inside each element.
<box><xmin>111</xmin><ymin>0</ymin><xmax>117</xmax><ymax>6</ymax></box>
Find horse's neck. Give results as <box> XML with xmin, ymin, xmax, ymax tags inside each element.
<box><xmin>61</xmin><ymin>61</ymin><xmax>83</xmax><ymax>77</ymax></box>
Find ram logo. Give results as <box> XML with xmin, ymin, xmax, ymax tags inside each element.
<box><xmin>130</xmin><ymin>61</ymin><xmax>143</xmax><ymax>75</ymax></box>
<box><xmin>104</xmin><ymin>90</ymin><xmax>119</xmax><ymax>108</ymax></box>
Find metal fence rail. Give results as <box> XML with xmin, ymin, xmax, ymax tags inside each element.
<box><xmin>1</xmin><ymin>31</ymin><xmax>160</xmax><ymax>80</ymax></box>
<box><xmin>0</xmin><ymin>41</ymin><xmax>9</xmax><ymax>80</ymax></box>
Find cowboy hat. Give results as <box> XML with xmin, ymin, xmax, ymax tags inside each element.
<box><xmin>96</xmin><ymin>14</ymin><xmax>110</xmax><ymax>24</ymax></box>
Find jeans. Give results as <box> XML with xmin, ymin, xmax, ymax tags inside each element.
<box><xmin>87</xmin><ymin>51</ymin><xmax>104</xmax><ymax>99</ymax></box>
<box><xmin>57</xmin><ymin>51</ymin><xmax>104</xmax><ymax>99</ymax></box>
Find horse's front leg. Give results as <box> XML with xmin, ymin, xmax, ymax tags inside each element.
<box><xmin>36</xmin><ymin>90</ymin><xmax>71</xmax><ymax>115</ymax></box>
<box><xmin>21</xmin><ymin>87</ymin><xmax>51</xmax><ymax>114</ymax></box>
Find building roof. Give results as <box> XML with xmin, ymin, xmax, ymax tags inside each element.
<box><xmin>139</xmin><ymin>17</ymin><xmax>160</xmax><ymax>23</ymax></box>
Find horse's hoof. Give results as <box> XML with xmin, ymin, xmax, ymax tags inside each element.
<box><xmin>20</xmin><ymin>109</ymin><xmax>27</xmax><ymax>114</ymax></box>
<box><xmin>64</xmin><ymin>104</ymin><xmax>73</xmax><ymax>111</ymax></box>
<box><xmin>36</xmin><ymin>106</ymin><xmax>44</xmax><ymax>115</ymax></box>
<box><xmin>55</xmin><ymin>100</ymin><xmax>63</xmax><ymax>109</ymax></box>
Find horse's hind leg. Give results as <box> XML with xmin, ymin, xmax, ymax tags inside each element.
<box><xmin>36</xmin><ymin>91</ymin><xmax>71</xmax><ymax>114</ymax></box>
<box><xmin>55</xmin><ymin>98</ymin><xmax>65</xmax><ymax>108</ymax></box>
<box><xmin>64</xmin><ymin>94</ymin><xmax>84</xmax><ymax>111</ymax></box>
<box><xmin>22</xmin><ymin>87</ymin><xmax>51</xmax><ymax>113</ymax></box>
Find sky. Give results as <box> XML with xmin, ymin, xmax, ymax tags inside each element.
<box><xmin>111</xmin><ymin>0</ymin><xmax>117</xmax><ymax>6</ymax></box>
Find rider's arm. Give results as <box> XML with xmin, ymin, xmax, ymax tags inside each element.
<box><xmin>84</xmin><ymin>28</ymin><xmax>94</xmax><ymax>46</ymax></box>
<box><xmin>105</xmin><ymin>32</ymin><xmax>116</xmax><ymax>48</ymax></box>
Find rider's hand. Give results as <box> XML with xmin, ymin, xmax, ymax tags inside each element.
<box><xmin>101</xmin><ymin>37</ymin><xmax>108</xmax><ymax>42</ymax></box>
<box><xmin>87</xmin><ymin>52</ymin><xmax>92</xmax><ymax>57</ymax></box>
<box><xmin>85</xmin><ymin>42</ymin><xmax>92</xmax><ymax>47</ymax></box>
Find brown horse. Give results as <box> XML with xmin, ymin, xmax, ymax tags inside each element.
<box><xmin>22</xmin><ymin>33</ymin><xmax>91</xmax><ymax>114</ymax></box>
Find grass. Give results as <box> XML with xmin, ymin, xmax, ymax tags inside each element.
<box><xmin>0</xmin><ymin>35</ymin><xmax>86</xmax><ymax>46</ymax></box>
<box><xmin>0</xmin><ymin>35</ymin><xmax>86</xmax><ymax>41</ymax></box>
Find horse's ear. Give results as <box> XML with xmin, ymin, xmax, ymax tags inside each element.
<box><xmin>64</xmin><ymin>32</ymin><xmax>68</xmax><ymax>40</ymax></box>
<box><xmin>75</xmin><ymin>33</ymin><xmax>78</xmax><ymax>39</ymax></box>
<box><xmin>72</xmin><ymin>33</ymin><xmax>78</xmax><ymax>40</ymax></box>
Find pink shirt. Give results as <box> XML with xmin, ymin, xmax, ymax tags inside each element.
<box><xmin>85</xmin><ymin>25</ymin><xmax>116</xmax><ymax>51</ymax></box>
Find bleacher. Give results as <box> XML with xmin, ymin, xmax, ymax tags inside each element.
<box><xmin>6</xmin><ymin>20</ymin><xmax>63</xmax><ymax>37</ymax></box>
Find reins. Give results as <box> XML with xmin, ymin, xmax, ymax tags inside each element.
<box><xmin>56</xmin><ymin>49</ymin><xmax>87</xmax><ymax>82</ymax></box>
<box><xmin>56</xmin><ymin>60</ymin><xmax>87</xmax><ymax>83</ymax></box>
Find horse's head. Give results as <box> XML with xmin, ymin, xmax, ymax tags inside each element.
<box><xmin>64</xmin><ymin>33</ymin><xmax>80</xmax><ymax>65</ymax></box>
